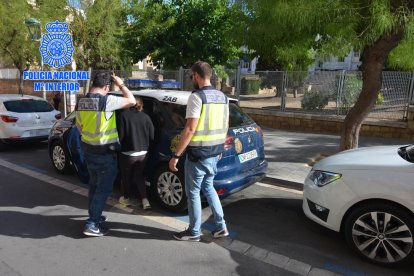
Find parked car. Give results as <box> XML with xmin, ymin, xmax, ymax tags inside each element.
<box><xmin>48</xmin><ymin>89</ymin><xmax>268</xmax><ymax>212</ymax></box>
<box><xmin>0</xmin><ymin>94</ymin><xmax>61</xmax><ymax>150</ymax></box>
<box><xmin>303</xmin><ymin>145</ymin><xmax>414</xmax><ymax>266</ymax></box>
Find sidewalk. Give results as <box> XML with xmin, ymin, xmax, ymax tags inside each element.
<box><xmin>262</xmin><ymin>128</ymin><xmax>412</xmax><ymax>188</ymax></box>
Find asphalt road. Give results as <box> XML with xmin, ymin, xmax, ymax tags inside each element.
<box><xmin>0</xmin><ymin>141</ymin><xmax>413</xmax><ymax>276</ymax></box>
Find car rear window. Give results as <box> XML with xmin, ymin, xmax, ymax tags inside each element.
<box><xmin>229</xmin><ymin>103</ymin><xmax>254</xmax><ymax>127</ymax></box>
<box><xmin>4</xmin><ymin>99</ymin><xmax>54</xmax><ymax>113</ymax></box>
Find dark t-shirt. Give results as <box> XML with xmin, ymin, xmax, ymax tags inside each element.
<box><xmin>116</xmin><ymin>108</ymin><xmax>154</xmax><ymax>153</ymax></box>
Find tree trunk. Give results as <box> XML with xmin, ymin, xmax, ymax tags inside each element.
<box><xmin>340</xmin><ymin>31</ymin><xmax>404</xmax><ymax>151</ymax></box>
<box><xmin>18</xmin><ymin>69</ymin><xmax>24</xmax><ymax>96</ymax></box>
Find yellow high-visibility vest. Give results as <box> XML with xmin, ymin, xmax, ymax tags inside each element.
<box><xmin>188</xmin><ymin>89</ymin><xmax>228</xmax><ymax>157</ymax></box>
<box><xmin>75</xmin><ymin>94</ymin><xmax>119</xmax><ymax>146</ymax></box>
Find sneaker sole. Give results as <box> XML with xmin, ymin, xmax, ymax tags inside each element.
<box><xmin>83</xmin><ymin>231</ymin><xmax>106</xmax><ymax>237</ymax></box>
<box><xmin>173</xmin><ymin>235</ymin><xmax>200</xmax><ymax>242</ymax></box>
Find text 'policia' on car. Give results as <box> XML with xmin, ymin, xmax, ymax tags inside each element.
<box><xmin>48</xmin><ymin>89</ymin><xmax>268</xmax><ymax>212</ymax></box>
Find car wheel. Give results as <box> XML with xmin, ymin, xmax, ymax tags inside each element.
<box><xmin>152</xmin><ymin>164</ymin><xmax>187</xmax><ymax>212</ymax></box>
<box><xmin>344</xmin><ymin>203</ymin><xmax>414</xmax><ymax>266</ymax></box>
<box><xmin>51</xmin><ymin>141</ymin><xmax>72</xmax><ymax>174</ymax></box>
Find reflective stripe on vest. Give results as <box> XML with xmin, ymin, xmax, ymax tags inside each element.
<box><xmin>75</xmin><ymin>96</ymin><xmax>119</xmax><ymax>146</ymax></box>
<box><xmin>189</xmin><ymin>89</ymin><xmax>228</xmax><ymax>147</ymax></box>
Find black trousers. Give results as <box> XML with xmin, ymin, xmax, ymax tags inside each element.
<box><xmin>118</xmin><ymin>153</ymin><xmax>148</xmax><ymax>199</ymax></box>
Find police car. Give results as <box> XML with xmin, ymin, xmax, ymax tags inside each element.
<box><xmin>48</xmin><ymin>89</ymin><xmax>267</xmax><ymax>212</ymax></box>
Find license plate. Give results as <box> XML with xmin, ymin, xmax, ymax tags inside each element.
<box><xmin>30</xmin><ymin>129</ymin><xmax>49</xmax><ymax>136</ymax></box>
<box><xmin>238</xmin><ymin>149</ymin><xmax>258</xmax><ymax>163</ymax></box>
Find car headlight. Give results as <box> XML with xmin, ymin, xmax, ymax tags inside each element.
<box><xmin>309</xmin><ymin>170</ymin><xmax>341</xmax><ymax>187</ymax></box>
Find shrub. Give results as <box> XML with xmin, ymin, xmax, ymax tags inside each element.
<box><xmin>241</xmin><ymin>77</ymin><xmax>260</xmax><ymax>95</ymax></box>
<box><xmin>301</xmin><ymin>91</ymin><xmax>329</xmax><ymax>110</ymax></box>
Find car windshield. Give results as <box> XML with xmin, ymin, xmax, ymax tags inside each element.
<box><xmin>398</xmin><ymin>145</ymin><xmax>414</xmax><ymax>163</ymax></box>
<box><xmin>4</xmin><ymin>99</ymin><xmax>54</xmax><ymax>113</ymax></box>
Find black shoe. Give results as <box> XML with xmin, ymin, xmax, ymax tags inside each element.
<box><xmin>212</xmin><ymin>228</ymin><xmax>229</xmax><ymax>238</ymax></box>
<box><xmin>173</xmin><ymin>229</ymin><xmax>200</xmax><ymax>242</ymax></box>
<box><xmin>83</xmin><ymin>224</ymin><xmax>109</xmax><ymax>237</ymax></box>
<box><xmin>99</xmin><ymin>215</ymin><xmax>107</xmax><ymax>223</ymax></box>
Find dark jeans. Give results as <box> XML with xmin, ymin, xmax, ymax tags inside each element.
<box><xmin>84</xmin><ymin>151</ymin><xmax>118</xmax><ymax>227</ymax></box>
<box><xmin>118</xmin><ymin>153</ymin><xmax>148</xmax><ymax>199</ymax></box>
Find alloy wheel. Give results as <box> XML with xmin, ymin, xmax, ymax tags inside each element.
<box><xmin>156</xmin><ymin>171</ymin><xmax>183</xmax><ymax>207</ymax></box>
<box><xmin>52</xmin><ymin>145</ymin><xmax>66</xmax><ymax>171</ymax></box>
<box><xmin>351</xmin><ymin>211</ymin><xmax>413</xmax><ymax>263</ymax></box>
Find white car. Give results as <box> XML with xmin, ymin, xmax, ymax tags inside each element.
<box><xmin>303</xmin><ymin>145</ymin><xmax>414</xmax><ymax>266</ymax></box>
<box><xmin>0</xmin><ymin>94</ymin><xmax>61</xmax><ymax>149</ymax></box>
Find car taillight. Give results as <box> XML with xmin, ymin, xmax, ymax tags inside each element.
<box><xmin>224</xmin><ymin>136</ymin><xmax>233</xmax><ymax>150</ymax></box>
<box><xmin>55</xmin><ymin>113</ymin><xmax>62</xmax><ymax>120</ymax></box>
<box><xmin>216</xmin><ymin>188</ymin><xmax>227</xmax><ymax>195</ymax></box>
<box><xmin>0</xmin><ymin>115</ymin><xmax>18</xmax><ymax>123</ymax></box>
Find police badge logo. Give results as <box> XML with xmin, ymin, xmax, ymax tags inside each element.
<box><xmin>40</xmin><ymin>21</ymin><xmax>74</xmax><ymax>69</ymax></box>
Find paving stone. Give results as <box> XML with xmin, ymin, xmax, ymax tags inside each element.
<box><xmin>226</xmin><ymin>240</ymin><xmax>251</xmax><ymax>254</ymax></box>
<box><xmin>285</xmin><ymin>259</ymin><xmax>311</xmax><ymax>276</ymax></box>
<box><xmin>244</xmin><ymin>245</ymin><xmax>268</xmax><ymax>261</ymax></box>
<box><xmin>263</xmin><ymin>251</ymin><xmax>289</xmax><ymax>268</ymax></box>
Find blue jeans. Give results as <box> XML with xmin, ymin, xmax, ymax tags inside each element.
<box><xmin>84</xmin><ymin>151</ymin><xmax>117</xmax><ymax>227</ymax></box>
<box><xmin>185</xmin><ymin>155</ymin><xmax>226</xmax><ymax>236</ymax></box>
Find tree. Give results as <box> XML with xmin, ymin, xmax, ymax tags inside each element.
<box><xmin>0</xmin><ymin>0</ymin><xmax>67</xmax><ymax>94</ymax></box>
<box><xmin>234</xmin><ymin>0</ymin><xmax>414</xmax><ymax>150</ymax></box>
<box><xmin>68</xmin><ymin>0</ymin><xmax>130</xmax><ymax>70</ymax></box>
<box><xmin>125</xmin><ymin>0</ymin><xmax>240</xmax><ymax>69</ymax></box>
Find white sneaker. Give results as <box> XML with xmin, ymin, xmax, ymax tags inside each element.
<box><xmin>142</xmin><ymin>198</ymin><xmax>151</xmax><ymax>210</ymax></box>
<box><xmin>119</xmin><ymin>196</ymin><xmax>139</xmax><ymax>207</ymax></box>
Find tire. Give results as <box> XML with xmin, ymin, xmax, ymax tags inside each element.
<box><xmin>344</xmin><ymin>202</ymin><xmax>414</xmax><ymax>267</ymax></box>
<box><xmin>50</xmin><ymin>141</ymin><xmax>72</xmax><ymax>174</ymax></box>
<box><xmin>152</xmin><ymin>164</ymin><xmax>187</xmax><ymax>212</ymax></box>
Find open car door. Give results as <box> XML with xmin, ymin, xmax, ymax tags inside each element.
<box><xmin>65</xmin><ymin>125</ymin><xmax>89</xmax><ymax>185</ymax></box>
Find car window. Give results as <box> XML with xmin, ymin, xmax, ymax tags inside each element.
<box><xmin>4</xmin><ymin>99</ymin><xmax>54</xmax><ymax>113</ymax></box>
<box><xmin>161</xmin><ymin>102</ymin><xmax>186</xmax><ymax>129</ymax></box>
<box><xmin>229</xmin><ymin>102</ymin><xmax>254</xmax><ymax>127</ymax></box>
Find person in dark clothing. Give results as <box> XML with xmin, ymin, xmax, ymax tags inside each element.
<box><xmin>117</xmin><ymin>96</ymin><xmax>154</xmax><ymax>209</ymax></box>
<box><xmin>52</xmin><ymin>91</ymin><xmax>61</xmax><ymax>110</ymax></box>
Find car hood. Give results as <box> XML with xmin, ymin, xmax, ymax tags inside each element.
<box><xmin>314</xmin><ymin>145</ymin><xmax>414</xmax><ymax>172</ymax></box>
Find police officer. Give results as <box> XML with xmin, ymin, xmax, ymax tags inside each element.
<box><xmin>76</xmin><ymin>71</ymin><xmax>136</xmax><ymax>236</ymax></box>
<box><xmin>169</xmin><ymin>61</ymin><xmax>229</xmax><ymax>241</ymax></box>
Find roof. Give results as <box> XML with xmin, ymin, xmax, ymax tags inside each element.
<box><xmin>111</xmin><ymin>89</ymin><xmax>237</xmax><ymax>106</ymax></box>
<box><xmin>0</xmin><ymin>94</ymin><xmax>46</xmax><ymax>102</ymax></box>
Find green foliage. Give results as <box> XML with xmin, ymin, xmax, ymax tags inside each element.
<box><xmin>0</xmin><ymin>0</ymin><xmax>68</xmax><ymax>71</ymax></box>
<box><xmin>233</xmin><ymin>0</ymin><xmax>414</xmax><ymax>71</ymax></box>
<box><xmin>376</xmin><ymin>92</ymin><xmax>385</xmax><ymax>106</ymax></box>
<box><xmin>301</xmin><ymin>91</ymin><xmax>329</xmax><ymax>110</ymax></box>
<box><xmin>213</xmin><ymin>65</ymin><xmax>229</xmax><ymax>79</ymax></box>
<box><xmin>69</xmin><ymin>0</ymin><xmax>130</xmax><ymax>70</ymax></box>
<box><xmin>241</xmin><ymin>77</ymin><xmax>260</xmax><ymax>95</ymax></box>
<box><xmin>125</xmin><ymin>0</ymin><xmax>240</xmax><ymax>69</ymax></box>
<box><xmin>342</xmin><ymin>74</ymin><xmax>363</xmax><ymax>108</ymax></box>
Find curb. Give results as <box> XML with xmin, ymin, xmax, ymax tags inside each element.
<box><xmin>261</xmin><ymin>176</ymin><xmax>303</xmax><ymax>191</ymax></box>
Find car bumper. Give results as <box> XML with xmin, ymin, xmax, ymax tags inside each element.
<box><xmin>1</xmin><ymin>135</ymin><xmax>49</xmax><ymax>144</ymax></box>
<box><xmin>303</xmin><ymin>175</ymin><xmax>356</xmax><ymax>232</ymax></box>
<box><xmin>1</xmin><ymin>125</ymin><xmax>51</xmax><ymax>140</ymax></box>
<box><xmin>214</xmin><ymin>160</ymin><xmax>268</xmax><ymax>198</ymax></box>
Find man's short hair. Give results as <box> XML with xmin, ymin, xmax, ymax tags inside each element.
<box><xmin>92</xmin><ymin>71</ymin><xmax>112</xmax><ymax>88</ymax></box>
<box><xmin>191</xmin><ymin>61</ymin><xmax>212</xmax><ymax>79</ymax></box>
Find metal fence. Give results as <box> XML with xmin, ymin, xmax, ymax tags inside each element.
<box><xmin>3</xmin><ymin>67</ymin><xmax>413</xmax><ymax>121</ymax></box>
<box><xmin>236</xmin><ymin>70</ymin><xmax>414</xmax><ymax>121</ymax></box>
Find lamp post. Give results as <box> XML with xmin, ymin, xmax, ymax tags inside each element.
<box><xmin>25</xmin><ymin>18</ymin><xmax>46</xmax><ymax>100</ymax></box>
